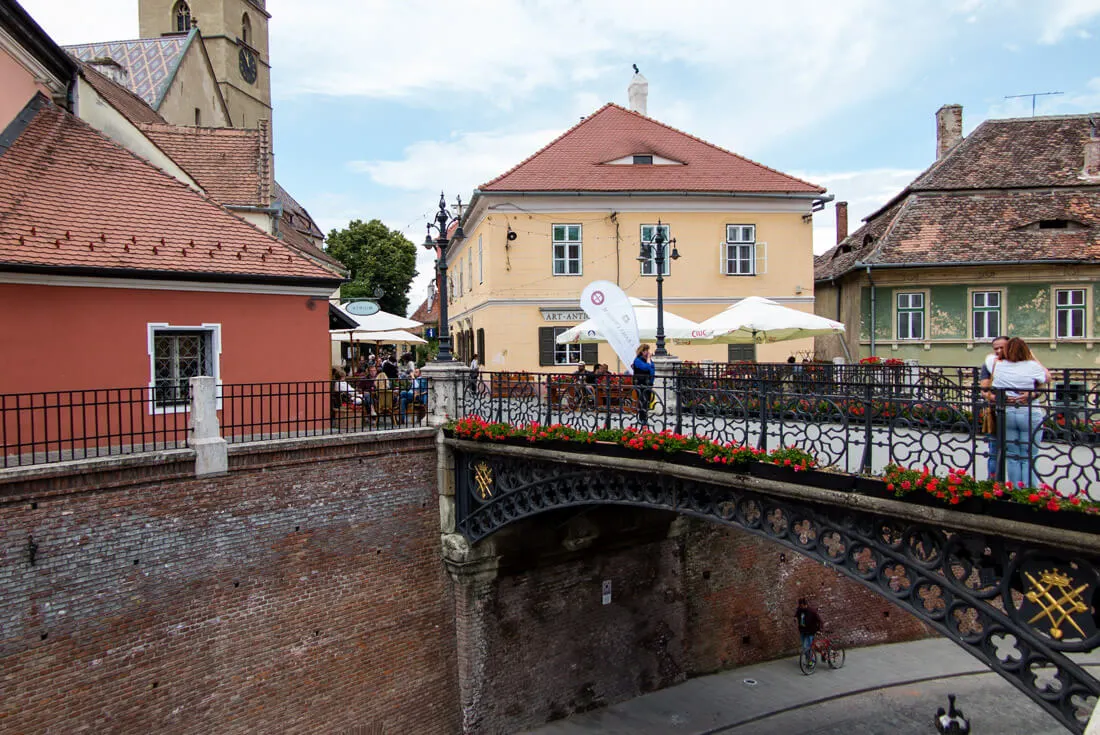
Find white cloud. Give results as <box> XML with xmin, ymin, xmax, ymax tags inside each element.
<box><xmin>347</xmin><ymin>128</ymin><xmax>561</xmax><ymax>193</ymax></box>
<box><xmin>1039</xmin><ymin>0</ymin><xmax>1100</xmax><ymax>43</ymax></box>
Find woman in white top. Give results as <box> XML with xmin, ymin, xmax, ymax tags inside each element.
<box><xmin>990</xmin><ymin>337</ymin><xmax>1047</xmax><ymax>487</ymax></box>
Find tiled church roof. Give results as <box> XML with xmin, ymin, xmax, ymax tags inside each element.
<box><xmin>77</xmin><ymin>61</ymin><xmax>166</xmax><ymax>125</ymax></box>
<box><xmin>65</xmin><ymin>32</ymin><xmax>192</xmax><ymax>110</ymax></box>
<box><xmin>0</xmin><ymin>98</ymin><xmax>340</xmax><ymax>285</ymax></box>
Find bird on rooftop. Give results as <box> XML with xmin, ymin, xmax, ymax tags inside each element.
<box><xmin>633</xmin><ymin>64</ymin><xmax>639</xmax><ymax>74</ymax></box>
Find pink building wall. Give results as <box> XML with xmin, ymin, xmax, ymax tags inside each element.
<box><xmin>0</xmin><ymin>46</ymin><xmax>52</xmax><ymax>129</ymax></box>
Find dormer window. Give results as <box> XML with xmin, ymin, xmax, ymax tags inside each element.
<box><xmin>173</xmin><ymin>1</ymin><xmax>191</xmax><ymax>32</ymax></box>
<box><xmin>633</xmin><ymin>155</ymin><xmax>653</xmax><ymax>165</ymax></box>
<box><xmin>1015</xmin><ymin>219</ymin><xmax>1087</xmax><ymax>232</ymax></box>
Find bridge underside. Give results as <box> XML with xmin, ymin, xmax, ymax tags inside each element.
<box><xmin>450</xmin><ymin>441</ymin><xmax>1100</xmax><ymax>733</ymax></box>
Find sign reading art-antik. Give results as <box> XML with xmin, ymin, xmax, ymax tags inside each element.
<box><xmin>540</xmin><ymin>309</ymin><xmax>588</xmax><ymax>322</ymax></box>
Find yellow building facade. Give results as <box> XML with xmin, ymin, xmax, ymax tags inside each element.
<box><xmin>444</xmin><ymin>100</ymin><xmax>829</xmax><ymax>373</ymax></box>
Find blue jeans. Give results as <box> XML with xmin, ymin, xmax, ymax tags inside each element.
<box><xmin>801</xmin><ymin>633</ymin><xmax>814</xmax><ymax>652</ymax></box>
<box><xmin>1004</xmin><ymin>405</ymin><xmax>1044</xmax><ymax>487</ymax></box>
<box><xmin>986</xmin><ymin>433</ymin><xmax>1000</xmax><ymax>480</ymax></box>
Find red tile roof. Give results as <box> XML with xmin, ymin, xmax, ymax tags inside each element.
<box><xmin>0</xmin><ymin>98</ymin><xmax>341</xmax><ymax>285</ymax></box>
<box><xmin>815</xmin><ymin>112</ymin><xmax>1100</xmax><ymax>281</ymax></box>
<box><xmin>140</xmin><ymin>121</ymin><xmax>269</xmax><ymax>206</ymax></box>
<box><xmin>78</xmin><ymin>62</ymin><xmax>166</xmax><ymax>126</ymax></box>
<box><xmin>480</xmin><ymin>103</ymin><xmax>824</xmax><ymax>194</ymax></box>
<box><xmin>409</xmin><ymin>289</ymin><xmax>439</xmax><ymax>326</ymax></box>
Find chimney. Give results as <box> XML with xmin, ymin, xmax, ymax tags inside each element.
<box><xmin>1084</xmin><ymin>117</ymin><xmax>1100</xmax><ymax>179</ymax></box>
<box><xmin>936</xmin><ymin>104</ymin><xmax>963</xmax><ymax>160</ymax></box>
<box><xmin>835</xmin><ymin>201</ymin><xmax>848</xmax><ymax>244</ymax></box>
<box><xmin>628</xmin><ymin>67</ymin><xmax>648</xmax><ymax>115</ymax></box>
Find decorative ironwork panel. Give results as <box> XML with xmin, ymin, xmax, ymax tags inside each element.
<box><xmin>453</xmin><ymin>448</ymin><xmax>1100</xmax><ymax>733</ymax></box>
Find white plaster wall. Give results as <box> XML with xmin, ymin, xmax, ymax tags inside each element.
<box><xmin>75</xmin><ymin>77</ymin><xmax>201</xmax><ymax>191</ymax></box>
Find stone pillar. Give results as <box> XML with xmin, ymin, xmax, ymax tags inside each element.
<box><xmin>442</xmin><ymin>533</ymin><xmax>500</xmax><ymax>734</ymax></box>
<box><xmin>188</xmin><ymin>376</ymin><xmax>227</xmax><ymax>476</ymax></box>
<box><xmin>421</xmin><ymin>360</ymin><xmax>470</xmax><ymax>428</ymax></box>
<box><xmin>653</xmin><ymin>354</ymin><xmax>682</xmax><ymax>427</ymax></box>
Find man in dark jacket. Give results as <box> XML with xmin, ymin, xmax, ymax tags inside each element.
<box><xmin>796</xmin><ymin>598</ymin><xmax>822</xmax><ymax>653</ymax></box>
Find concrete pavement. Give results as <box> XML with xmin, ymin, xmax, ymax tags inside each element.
<box><xmin>524</xmin><ymin>638</ymin><xmax>1100</xmax><ymax>734</ymax></box>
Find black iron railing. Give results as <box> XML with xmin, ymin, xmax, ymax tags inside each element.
<box><xmin>454</xmin><ymin>370</ymin><xmax>1100</xmax><ymax>497</ymax></box>
<box><xmin>0</xmin><ymin>386</ymin><xmax>190</xmax><ymax>468</ymax></box>
<box><xmin>1</xmin><ymin>380</ymin><xmax>430</xmax><ymax>469</ymax></box>
<box><xmin>219</xmin><ymin>380</ymin><xmax>428</xmax><ymax>443</ymax></box>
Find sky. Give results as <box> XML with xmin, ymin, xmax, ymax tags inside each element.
<box><xmin>18</xmin><ymin>0</ymin><xmax>1100</xmax><ymax>312</ymax></box>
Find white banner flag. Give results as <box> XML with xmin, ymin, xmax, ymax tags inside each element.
<box><xmin>580</xmin><ymin>281</ymin><xmax>639</xmax><ymax>369</ymax></box>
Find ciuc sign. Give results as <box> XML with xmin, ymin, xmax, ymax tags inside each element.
<box><xmin>346</xmin><ymin>301</ymin><xmax>381</xmax><ymax>317</ymax></box>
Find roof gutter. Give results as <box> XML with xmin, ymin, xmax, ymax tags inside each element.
<box><xmin>477</xmin><ymin>189</ymin><xmax>829</xmax><ymax>200</ymax></box>
<box><xmin>0</xmin><ymin>263</ymin><xmax>343</xmax><ymax>288</ymax></box>
<box><xmin>816</xmin><ymin>257</ymin><xmax>1100</xmax><ymax>283</ymax></box>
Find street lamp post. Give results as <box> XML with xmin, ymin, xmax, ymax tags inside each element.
<box><xmin>637</xmin><ymin>220</ymin><xmax>680</xmax><ymax>357</ymax></box>
<box><xmin>422</xmin><ymin>192</ymin><xmax>464</xmax><ymax>362</ymax></box>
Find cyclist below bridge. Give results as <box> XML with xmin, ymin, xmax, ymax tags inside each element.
<box><xmin>795</xmin><ymin>597</ymin><xmax>823</xmax><ymax>654</ymax></box>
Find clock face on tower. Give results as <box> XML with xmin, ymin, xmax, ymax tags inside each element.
<box><xmin>238</xmin><ymin>47</ymin><xmax>257</xmax><ymax>85</ymax></box>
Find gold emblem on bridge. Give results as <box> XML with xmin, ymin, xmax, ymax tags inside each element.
<box><xmin>1025</xmin><ymin>569</ymin><xmax>1089</xmax><ymax>640</ymax></box>
<box><xmin>473</xmin><ymin>461</ymin><xmax>494</xmax><ymax>500</ymax></box>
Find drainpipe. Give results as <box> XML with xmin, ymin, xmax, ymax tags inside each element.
<box><xmin>831</xmin><ymin>277</ymin><xmax>854</xmax><ymax>363</ymax></box>
<box><xmin>865</xmin><ymin>265</ymin><xmax>876</xmax><ymax>356</ymax></box>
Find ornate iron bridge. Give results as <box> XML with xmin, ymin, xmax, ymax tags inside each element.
<box><xmin>449</xmin><ymin>441</ymin><xmax>1100</xmax><ymax>733</ymax></box>
<box><xmin>453</xmin><ymin>369</ymin><xmax>1100</xmax><ymax>497</ymax></box>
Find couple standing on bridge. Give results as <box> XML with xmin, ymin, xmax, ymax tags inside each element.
<box><xmin>980</xmin><ymin>336</ymin><xmax>1051</xmax><ymax>488</ymax></box>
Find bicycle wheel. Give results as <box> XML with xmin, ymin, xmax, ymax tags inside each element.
<box><xmin>799</xmin><ymin>648</ymin><xmax>817</xmax><ymax>675</ymax></box>
<box><xmin>827</xmin><ymin>645</ymin><xmax>845</xmax><ymax>669</ymax></box>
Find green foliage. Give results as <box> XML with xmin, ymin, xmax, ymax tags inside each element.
<box><xmin>326</xmin><ymin>219</ymin><xmax>418</xmax><ymax>315</ymax></box>
<box><xmin>415</xmin><ymin>339</ymin><xmax>439</xmax><ymax>367</ymax></box>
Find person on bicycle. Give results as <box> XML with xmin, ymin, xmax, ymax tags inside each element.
<box><xmin>796</xmin><ymin>598</ymin><xmax>822</xmax><ymax>653</ymax></box>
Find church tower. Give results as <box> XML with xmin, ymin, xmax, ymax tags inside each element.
<box><xmin>138</xmin><ymin>0</ymin><xmax>271</xmax><ymax>129</ymax></box>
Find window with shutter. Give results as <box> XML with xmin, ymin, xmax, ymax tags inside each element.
<box><xmin>538</xmin><ymin>327</ymin><xmax>556</xmax><ymax>366</ymax></box>
<box><xmin>581</xmin><ymin>343</ymin><xmax>598</xmax><ymax>365</ymax></box>
<box><xmin>727</xmin><ymin>344</ymin><xmax>756</xmax><ymax>362</ymax></box>
<box><xmin>723</xmin><ymin>225</ymin><xmax>756</xmax><ymax>275</ymax></box>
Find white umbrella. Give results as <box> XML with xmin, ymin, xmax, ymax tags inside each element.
<box><xmin>333</xmin><ymin>302</ymin><xmax>422</xmax><ymax>331</ymax></box>
<box><xmin>699</xmin><ymin>296</ymin><xmax>846</xmax><ymax>344</ymax></box>
<box><xmin>330</xmin><ymin>329</ymin><xmax>426</xmax><ymax>344</ymax></box>
<box><xmin>556</xmin><ymin>298</ymin><xmax>711</xmax><ymax>344</ymax></box>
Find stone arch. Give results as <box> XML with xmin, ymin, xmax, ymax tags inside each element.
<box><xmin>451</xmin><ymin>447</ymin><xmax>1100</xmax><ymax>733</ymax></box>
<box><xmin>241</xmin><ymin>12</ymin><xmax>252</xmax><ymax>44</ymax></box>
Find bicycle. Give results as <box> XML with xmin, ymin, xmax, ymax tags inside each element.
<box><xmin>798</xmin><ymin>632</ymin><xmax>845</xmax><ymax>675</ymax></box>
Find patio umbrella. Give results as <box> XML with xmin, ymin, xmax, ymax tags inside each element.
<box><xmin>332</xmin><ymin>303</ymin><xmax>422</xmax><ymax>331</ymax></box>
<box><xmin>556</xmin><ymin>298</ymin><xmax>711</xmax><ymax>344</ymax></box>
<box><xmin>698</xmin><ymin>296</ymin><xmax>849</xmax><ymax>358</ymax></box>
<box><xmin>329</xmin><ymin>329</ymin><xmax>426</xmax><ymax>344</ymax></box>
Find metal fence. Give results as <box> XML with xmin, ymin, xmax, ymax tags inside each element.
<box><xmin>0</xmin><ymin>387</ymin><xmax>189</xmax><ymax>468</ymax></box>
<box><xmin>453</xmin><ymin>369</ymin><xmax>1100</xmax><ymax>498</ymax></box>
<box><xmin>1</xmin><ymin>380</ymin><xmax>429</xmax><ymax>469</ymax></box>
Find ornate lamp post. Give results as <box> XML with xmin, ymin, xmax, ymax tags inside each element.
<box><xmin>422</xmin><ymin>192</ymin><xmax>464</xmax><ymax>362</ymax></box>
<box><xmin>637</xmin><ymin>219</ymin><xmax>680</xmax><ymax>357</ymax></box>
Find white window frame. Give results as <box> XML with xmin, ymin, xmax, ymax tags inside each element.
<box><xmin>478</xmin><ymin>234</ymin><xmax>483</xmax><ymax>283</ymax></box>
<box><xmin>895</xmin><ymin>291</ymin><xmax>925</xmax><ymax>341</ymax></box>
<box><xmin>969</xmin><ymin>288</ymin><xmax>1002</xmax><ymax>342</ymax></box>
<box><xmin>640</xmin><ymin>223</ymin><xmax>671</xmax><ymax>276</ymax></box>
<box><xmin>553</xmin><ymin>327</ymin><xmax>582</xmax><ymax>365</ymax></box>
<box><xmin>722</xmin><ymin>224</ymin><xmax>757</xmax><ymax>276</ymax></box>
<box><xmin>147</xmin><ymin>323</ymin><xmax>221</xmax><ymax>414</ymax></box>
<box><xmin>467</xmin><ymin>248</ymin><xmax>473</xmax><ymax>291</ymax></box>
<box><xmin>1054</xmin><ymin>286</ymin><xmax>1089</xmax><ymax>339</ymax></box>
<box><xmin>552</xmin><ymin>224</ymin><xmax>583</xmax><ymax>276</ymax></box>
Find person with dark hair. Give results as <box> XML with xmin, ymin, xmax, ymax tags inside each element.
<box><xmin>380</xmin><ymin>351</ymin><xmax>399</xmax><ymax>381</ymax></box>
<box><xmin>979</xmin><ymin>336</ymin><xmax>1009</xmax><ymax>478</ymax></box>
<box><xmin>795</xmin><ymin>598</ymin><xmax>822</xmax><ymax>654</ymax></box>
<box><xmin>632</xmin><ymin>344</ymin><xmax>655</xmax><ymax>424</ymax></box>
<box><xmin>991</xmin><ymin>337</ymin><xmax>1048</xmax><ymax>487</ymax></box>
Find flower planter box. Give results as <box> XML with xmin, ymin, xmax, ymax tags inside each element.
<box><xmin>800</xmin><ymin>470</ymin><xmax>857</xmax><ymax>492</ymax></box>
<box><xmin>748</xmin><ymin>462</ymin><xmax>804</xmax><ymax>484</ymax></box>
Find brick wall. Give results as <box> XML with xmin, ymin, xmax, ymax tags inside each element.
<box><xmin>682</xmin><ymin>518</ymin><xmax>934</xmax><ymax>674</ymax></box>
<box><xmin>0</xmin><ymin>431</ymin><xmax>459</xmax><ymax>735</ymax></box>
<box><xmin>455</xmin><ymin>509</ymin><xmax>934</xmax><ymax>734</ymax></box>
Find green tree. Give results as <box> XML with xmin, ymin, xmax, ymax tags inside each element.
<box><xmin>326</xmin><ymin>219</ymin><xmax>418</xmax><ymax>315</ymax></box>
